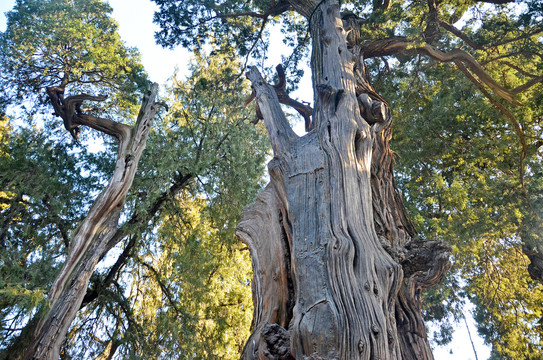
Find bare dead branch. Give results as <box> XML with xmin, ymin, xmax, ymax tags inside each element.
<box><xmin>273</xmin><ymin>64</ymin><xmax>313</xmax><ymax>131</ymax></box>
<box><xmin>244</xmin><ymin>65</ymin><xmax>313</xmax><ymax>130</ymax></box>
<box><xmin>46</xmin><ymin>87</ymin><xmax>131</xmax><ymax>141</ymax></box>
<box><xmin>246</xmin><ymin>66</ymin><xmax>297</xmax><ymax>155</ymax></box>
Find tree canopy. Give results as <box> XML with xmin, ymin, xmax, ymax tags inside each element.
<box><xmin>380</xmin><ymin>53</ymin><xmax>543</xmax><ymax>358</ymax></box>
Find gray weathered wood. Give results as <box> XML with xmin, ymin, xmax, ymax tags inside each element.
<box><xmin>238</xmin><ymin>1</ymin><xmax>450</xmax><ymax>359</ymax></box>
<box><xmin>19</xmin><ymin>84</ymin><xmax>162</xmax><ymax>360</ymax></box>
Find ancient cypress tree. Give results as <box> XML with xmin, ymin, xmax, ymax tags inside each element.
<box><xmin>153</xmin><ymin>0</ymin><xmax>543</xmax><ymax>358</ymax></box>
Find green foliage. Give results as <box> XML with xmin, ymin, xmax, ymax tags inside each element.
<box><xmin>0</xmin><ymin>2</ymin><xmax>142</xmax><ymax>348</ymax></box>
<box><xmin>377</xmin><ymin>43</ymin><xmax>543</xmax><ymax>358</ymax></box>
<box><xmin>153</xmin><ymin>0</ymin><xmax>269</xmax><ymax>55</ymax></box>
<box><xmin>0</xmin><ymin>120</ymin><xmax>112</xmax><ymax>346</ymax></box>
<box><xmin>361</xmin><ymin>2</ymin><xmax>543</xmax><ymax>353</ymax></box>
<box><xmin>0</xmin><ymin>0</ymin><xmax>148</xmax><ymax>129</ymax></box>
<box><xmin>1</xmin><ymin>0</ymin><xmax>541</xmax><ymax>358</ymax></box>
<box><xmin>152</xmin><ymin>0</ymin><xmax>310</xmax><ymax>87</ymax></box>
<box><xmin>151</xmin><ymin>0</ymin><xmax>542</xmax><ymax>357</ymax></box>
<box><xmin>1</xmin><ymin>1</ymin><xmax>268</xmax><ymax>357</ymax></box>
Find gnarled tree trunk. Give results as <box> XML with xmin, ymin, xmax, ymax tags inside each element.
<box><xmin>4</xmin><ymin>84</ymin><xmax>163</xmax><ymax>360</ymax></box>
<box><xmin>237</xmin><ymin>1</ymin><xmax>450</xmax><ymax>359</ymax></box>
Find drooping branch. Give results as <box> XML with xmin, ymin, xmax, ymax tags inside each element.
<box><xmin>455</xmin><ymin>61</ymin><xmax>543</xmax><ymax>283</ymax></box>
<box><xmin>455</xmin><ymin>61</ymin><xmax>527</xmax><ymax>187</ymax></box>
<box><xmin>139</xmin><ymin>260</ymin><xmax>185</xmax><ymax>318</ymax></box>
<box><xmin>360</xmin><ymin>37</ymin><xmax>528</xmax><ymax>105</ymax></box>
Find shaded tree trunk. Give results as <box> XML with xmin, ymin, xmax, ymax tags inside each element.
<box><xmin>237</xmin><ymin>1</ymin><xmax>450</xmax><ymax>359</ymax></box>
<box><xmin>3</xmin><ymin>84</ymin><xmax>163</xmax><ymax>360</ymax></box>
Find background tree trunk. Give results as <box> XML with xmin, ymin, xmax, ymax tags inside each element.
<box><xmin>237</xmin><ymin>1</ymin><xmax>450</xmax><ymax>359</ymax></box>
<box><xmin>4</xmin><ymin>84</ymin><xmax>162</xmax><ymax>360</ymax></box>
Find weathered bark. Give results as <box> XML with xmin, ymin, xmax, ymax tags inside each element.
<box><xmin>524</xmin><ymin>243</ymin><xmax>543</xmax><ymax>283</ymax></box>
<box><xmin>237</xmin><ymin>184</ymin><xmax>294</xmax><ymax>359</ymax></box>
<box><xmin>4</xmin><ymin>84</ymin><xmax>163</xmax><ymax>360</ymax></box>
<box><xmin>238</xmin><ymin>1</ymin><xmax>450</xmax><ymax>359</ymax></box>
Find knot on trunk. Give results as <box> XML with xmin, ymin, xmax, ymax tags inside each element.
<box><xmin>524</xmin><ymin>245</ymin><xmax>543</xmax><ymax>283</ymax></box>
<box><xmin>261</xmin><ymin>323</ymin><xmax>293</xmax><ymax>360</ymax></box>
<box><xmin>402</xmin><ymin>239</ymin><xmax>451</xmax><ymax>289</ymax></box>
<box><xmin>358</xmin><ymin>93</ymin><xmax>386</xmax><ymax>124</ymax></box>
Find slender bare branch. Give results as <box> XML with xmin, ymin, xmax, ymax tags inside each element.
<box><xmin>439</xmin><ymin>20</ymin><xmax>482</xmax><ymax>49</ymax></box>
<box><xmin>499</xmin><ymin>61</ymin><xmax>540</xmax><ymax>78</ymax></box>
<box><xmin>510</xmin><ymin>75</ymin><xmax>543</xmax><ymax>94</ymax></box>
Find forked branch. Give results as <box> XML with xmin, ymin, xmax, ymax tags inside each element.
<box><xmin>245</xmin><ymin>65</ymin><xmax>313</xmax><ymax>131</ymax></box>
<box><xmin>246</xmin><ymin>66</ymin><xmax>298</xmax><ymax>155</ymax></box>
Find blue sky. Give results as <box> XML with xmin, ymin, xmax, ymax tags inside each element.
<box><xmin>0</xmin><ymin>1</ymin><xmax>491</xmax><ymax>359</ymax></box>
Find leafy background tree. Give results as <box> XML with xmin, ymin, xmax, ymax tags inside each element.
<box><xmin>0</xmin><ymin>0</ymin><xmax>267</xmax><ymax>358</ymax></box>
<box><xmin>61</xmin><ymin>52</ymin><xmax>269</xmax><ymax>359</ymax></box>
<box><xmin>359</xmin><ymin>4</ymin><xmax>543</xmax><ymax>354</ymax></box>
<box><xmin>381</xmin><ymin>56</ymin><xmax>543</xmax><ymax>358</ymax></box>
